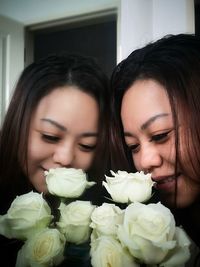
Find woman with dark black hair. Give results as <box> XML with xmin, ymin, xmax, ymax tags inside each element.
<box><xmin>0</xmin><ymin>53</ymin><xmax>110</xmax><ymax>266</ymax></box>
<box><xmin>110</xmin><ymin>34</ymin><xmax>200</xmax><ymax>266</ymax></box>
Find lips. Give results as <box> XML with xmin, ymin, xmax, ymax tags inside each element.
<box><xmin>152</xmin><ymin>173</ymin><xmax>180</xmax><ymax>191</ymax></box>
<box><xmin>40</xmin><ymin>166</ymin><xmax>47</xmax><ymax>171</ymax></box>
<box><xmin>155</xmin><ymin>176</ymin><xmax>175</xmax><ymax>184</ymax></box>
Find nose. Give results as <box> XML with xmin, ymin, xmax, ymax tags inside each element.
<box><xmin>138</xmin><ymin>143</ymin><xmax>162</xmax><ymax>172</ymax></box>
<box><xmin>53</xmin><ymin>143</ymin><xmax>75</xmax><ymax>168</ymax></box>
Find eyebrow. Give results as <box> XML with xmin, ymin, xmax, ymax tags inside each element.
<box><xmin>141</xmin><ymin>113</ymin><xmax>169</xmax><ymax>130</ymax></box>
<box><xmin>124</xmin><ymin>113</ymin><xmax>169</xmax><ymax>137</ymax></box>
<box><xmin>41</xmin><ymin>118</ymin><xmax>98</xmax><ymax>137</ymax></box>
<box><xmin>41</xmin><ymin>118</ymin><xmax>66</xmax><ymax>131</ymax></box>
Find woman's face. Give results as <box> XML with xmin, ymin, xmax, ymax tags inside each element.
<box><xmin>26</xmin><ymin>86</ymin><xmax>99</xmax><ymax>193</ymax></box>
<box><xmin>121</xmin><ymin>79</ymin><xmax>200</xmax><ymax>208</ymax></box>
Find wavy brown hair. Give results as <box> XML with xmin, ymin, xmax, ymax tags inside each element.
<box><xmin>110</xmin><ymin>33</ymin><xmax>200</xmax><ymax>184</ymax></box>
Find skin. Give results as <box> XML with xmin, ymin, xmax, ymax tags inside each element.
<box><xmin>121</xmin><ymin>79</ymin><xmax>200</xmax><ymax>208</ymax></box>
<box><xmin>26</xmin><ymin>86</ymin><xmax>99</xmax><ymax>193</ymax></box>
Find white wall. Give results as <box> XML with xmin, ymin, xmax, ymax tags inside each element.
<box><xmin>0</xmin><ymin>0</ymin><xmax>195</xmax><ymax>63</ymax></box>
<box><xmin>0</xmin><ymin>0</ymin><xmax>119</xmax><ymax>25</ymax></box>
<box><xmin>118</xmin><ymin>0</ymin><xmax>195</xmax><ymax>62</ymax></box>
<box><xmin>0</xmin><ymin>0</ymin><xmax>196</xmax><ymax>104</ymax></box>
<box><xmin>152</xmin><ymin>0</ymin><xmax>195</xmax><ymax>40</ymax></box>
<box><xmin>0</xmin><ymin>15</ymin><xmax>24</xmax><ymax>124</ymax></box>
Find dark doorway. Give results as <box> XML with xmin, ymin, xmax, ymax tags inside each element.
<box><xmin>26</xmin><ymin>13</ymin><xmax>116</xmax><ymax>78</ymax></box>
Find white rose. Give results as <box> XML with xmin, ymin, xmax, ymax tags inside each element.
<box><xmin>90</xmin><ymin>203</ymin><xmax>123</xmax><ymax>237</ymax></box>
<box><xmin>103</xmin><ymin>170</ymin><xmax>154</xmax><ymax>203</ymax></box>
<box><xmin>90</xmin><ymin>235</ymin><xmax>139</xmax><ymax>267</ymax></box>
<box><xmin>57</xmin><ymin>200</ymin><xmax>95</xmax><ymax>244</ymax></box>
<box><xmin>117</xmin><ymin>202</ymin><xmax>178</xmax><ymax>265</ymax></box>
<box><xmin>0</xmin><ymin>191</ymin><xmax>53</xmax><ymax>240</ymax></box>
<box><xmin>160</xmin><ymin>227</ymin><xmax>191</xmax><ymax>266</ymax></box>
<box><xmin>16</xmin><ymin>228</ymin><xmax>66</xmax><ymax>267</ymax></box>
<box><xmin>45</xmin><ymin>167</ymin><xmax>95</xmax><ymax>198</ymax></box>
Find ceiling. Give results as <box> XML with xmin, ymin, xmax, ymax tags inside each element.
<box><xmin>0</xmin><ymin>0</ymin><xmax>118</xmax><ymax>26</ymax></box>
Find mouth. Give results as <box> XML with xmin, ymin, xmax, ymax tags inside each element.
<box><xmin>152</xmin><ymin>173</ymin><xmax>181</xmax><ymax>191</ymax></box>
<box><xmin>40</xmin><ymin>166</ymin><xmax>48</xmax><ymax>174</ymax></box>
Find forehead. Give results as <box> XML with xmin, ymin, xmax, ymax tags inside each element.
<box><xmin>31</xmin><ymin>86</ymin><xmax>99</xmax><ymax>129</ymax></box>
<box><xmin>121</xmin><ymin>79</ymin><xmax>172</xmax><ymax>127</ymax></box>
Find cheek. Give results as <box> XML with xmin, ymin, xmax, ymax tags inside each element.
<box><xmin>160</xmin><ymin>133</ymin><xmax>176</xmax><ymax>164</ymax></box>
<box><xmin>27</xmin><ymin>134</ymin><xmax>47</xmax><ymax>169</ymax></box>
<box><xmin>27</xmin><ymin>140</ymin><xmax>40</xmax><ymax>163</ymax></box>
<box><xmin>79</xmin><ymin>152</ymin><xmax>95</xmax><ymax>171</ymax></box>
<box><xmin>164</xmin><ymin>142</ymin><xmax>176</xmax><ymax>163</ymax></box>
<box><xmin>21</xmin><ymin>150</ymin><xmax>37</xmax><ymax>180</ymax></box>
<box><xmin>131</xmin><ymin>154</ymin><xmax>141</xmax><ymax>171</ymax></box>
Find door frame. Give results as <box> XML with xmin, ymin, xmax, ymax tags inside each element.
<box><xmin>25</xmin><ymin>8</ymin><xmax>117</xmax><ymax>67</ymax></box>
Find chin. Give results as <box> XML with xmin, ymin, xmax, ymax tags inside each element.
<box><xmin>161</xmin><ymin>196</ymin><xmax>195</xmax><ymax>209</ymax></box>
<box><xmin>40</xmin><ymin>186</ymin><xmax>48</xmax><ymax>194</ymax></box>
<box><xmin>33</xmin><ymin>183</ymin><xmax>48</xmax><ymax>194</ymax></box>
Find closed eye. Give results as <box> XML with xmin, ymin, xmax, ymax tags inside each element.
<box><xmin>79</xmin><ymin>143</ymin><xmax>96</xmax><ymax>152</ymax></box>
<box><xmin>42</xmin><ymin>134</ymin><xmax>60</xmax><ymax>143</ymax></box>
<box><xmin>127</xmin><ymin>143</ymin><xmax>139</xmax><ymax>154</ymax></box>
<box><xmin>150</xmin><ymin>130</ymin><xmax>172</xmax><ymax>143</ymax></box>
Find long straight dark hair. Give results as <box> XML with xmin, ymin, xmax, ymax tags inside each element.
<box><xmin>0</xmin><ymin>53</ymin><xmax>110</xmax><ymax>212</ymax></box>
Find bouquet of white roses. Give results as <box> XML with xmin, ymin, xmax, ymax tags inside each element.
<box><xmin>90</xmin><ymin>170</ymin><xmax>191</xmax><ymax>267</ymax></box>
<box><xmin>0</xmin><ymin>168</ymin><xmax>191</xmax><ymax>267</ymax></box>
<box><xmin>0</xmin><ymin>168</ymin><xmax>95</xmax><ymax>267</ymax></box>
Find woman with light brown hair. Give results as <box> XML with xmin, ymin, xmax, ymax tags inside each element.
<box><xmin>110</xmin><ymin>33</ymin><xmax>200</xmax><ymax>266</ymax></box>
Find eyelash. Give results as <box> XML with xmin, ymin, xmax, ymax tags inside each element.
<box><xmin>42</xmin><ymin>134</ymin><xmax>96</xmax><ymax>152</ymax></box>
<box><xmin>150</xmin><ymin>130</ymin><xmax>171</xmax><ymax>142</ymax></box>
<box><xmin>42</xmin><ymin>134</ymin><xmax>60</xmax><ymax>143</ymax></box>
<box><xmin>127</xmin><ymin>130</ymin><xmax>172</xmax><ymax>154</ymax></box>
<box><xmin>128</xmin><ymin>144</ymin><xmax>139</xmax><ymax>153</ymax></box>
<box><xmin>79</xmin><ymin>144</ymin><xmax>96</xmax><ymax>152</ymax></box>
